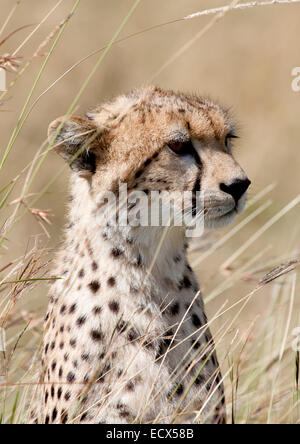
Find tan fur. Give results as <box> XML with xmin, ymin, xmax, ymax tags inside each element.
<box><xmin>29</xmin><ymin>86</ymin><xmax>250</xmax><ymax>424</ymax></box>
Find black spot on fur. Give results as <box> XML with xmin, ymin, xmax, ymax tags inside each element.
<box><xmin>111</xmin><ymin>248</ymin><xmax>123</xmax><ymax>258</ymax></box>
<box><xmin>126</xmin><ymin>381</ymin><xmax>134</xmax><ymax>391</ymax></box>
<box><xmin>91</xmin><ymin>329</ymin><xmax>103</xmax><ymax>342</ymax></box>
<box><xmin>98</xmin><ymin>363</ymin><xmax>111</xmax><ymax>383</ymax></box>
<box><xmin>192</xmin><ymin>340</ymin><xmax>201</xmax><ymax>350</ymax></box>
<box><xmin>117</xmin><ymin>320</ymin><xmax>128</xmax><ymax>334</ymax></box>
<box><xmin>69</xmin><ymin>303</ymin><xmax>77</xmax><ymax>314</ymax></box>
<box><xmin>93</xmin><ymin>306</ymin><xmax>102</xmax><ymax>315</ymax></box>
<box><xmin>155</xmin><ymin>340</ymin><xmax>166</xmax><ymax>360</ymax></box>
<box><xmin>144</xmin><ymin>338</ymin><xmax>154</xmax><ymax>350</ymax></box>
<box><xmin>88</xmin><ymin>281</ymin><xmax>100</xmax><ymax>294</ymax></box>
<box><xmin>176</xmin><ymin>383</ymin><xmax>184</xmax><ymax>395</ymax></box>
<box><xmin>98</xmin><ymin>351</ymin><xmax>106</xmax><ymax>361</ymax></box>
<box><xmin>78</xmin><ymin>269</ymin><xmax>85</xmax><ymax>278</ymax></box>
<box><xmin>91</xmin><ymin>261</ymin><xmax>98</xmax><ymax>271</ymax></box>
<box><xmin>67</xmin><ymin>372</ymin><xmax>75</xmax><ymax>383</ymax></box>
<box><xmin>108</xmin><ymin>300</ymin><xmax>119</xmax><ymax>313</ymax></box>
<box><xmin>179</xmin><ymin>276</ymin><xmax>192</xmax><ymax>290</ymax></box>
<box><xmin>76</xmin><ymin>316</ymin><xmax>86</xmax><ymax>327</ymax></box>
<box><xmin>107</xmin><ymin>276</ymin><xmax>116</xmax><ymax>287</ymax></box>
<box><xmin>191</xmin><ymin>313</ymin><xmax>201</xmax><ymax>328</ymax></box>
<box><xmin>164</xmin><ymin>330</ymin><xmax>173</xmax><ymax>347</ymax></box>
<box><xmin>80</xmin><ymin>413</ymin><xmax>88</xmax><ymax>422</ymax></box>
<box><xmin>195</xmin><ymin>373</ymin><xmax>205</xmax><ymax>386</ymax></box>
<box><xmin>170</xmin><ymin>302</ymin><xmax>180</xmax><ymax>316</ymax></box>
<box><xmin>127</xmin><ymin>328</ymin><xmax>138</xmax><ymax>342</ymax></box>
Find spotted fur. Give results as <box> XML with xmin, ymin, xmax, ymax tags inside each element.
<box><xmin>29</xmin><ymin>86</ymin><xmax>250</xmax><ymax>424</ymax></box>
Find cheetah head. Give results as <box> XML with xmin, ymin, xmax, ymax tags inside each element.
<box><xmin>48</xmin><ymin>86</ymin><xmax>250</xmax><ymax>231</ymax></box>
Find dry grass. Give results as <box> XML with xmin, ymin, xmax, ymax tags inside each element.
<box><xmin>0</xmin><ymin>0</ymin><xmax>299</xmax><ymax>424</ymax></box>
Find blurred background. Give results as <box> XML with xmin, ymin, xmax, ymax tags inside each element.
<box><xmin>0</xmin><ymin>0</ymin><xmax>299</xmax><ymax>423</ymax></box>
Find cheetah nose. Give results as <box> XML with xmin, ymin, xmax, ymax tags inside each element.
<box><xmin>220</xmin><ymin>178</ymin><xmax>251</xmax><ymax>204</ymax></box>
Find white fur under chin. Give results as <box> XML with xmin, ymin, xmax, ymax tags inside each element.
<box><xmin>204</xmin><ymin>209</ymin><xmax>236</xmax><ymax>229</ymax></box>
<box><xmin>204</xmin><ymin>193</ymin><xmax>247</xmax><ymax>230</ymax></box>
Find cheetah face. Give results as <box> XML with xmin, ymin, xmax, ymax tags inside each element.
<box><xmin>159</xmin><ymin>134</ymin><xmax>250</xmax><ymax>230</ymax></box>
<box><xmin>48</xmin><ymin>86</ymin><xmax>250</xmax><ymax>231</ymax></box>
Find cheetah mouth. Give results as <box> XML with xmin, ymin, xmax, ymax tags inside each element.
<box><xmin>203</xmin><ymin>196</ymin><xmax>246</xmax><ymax>228</ymax></box>
<box><xmin>181</xmin><ymin>198</ymin><xmax>239</xmax><ymax>231</ymax></box>
<box><xmin>204</xmin><ymin>201</ymin><xmax>236</xmax><ymax>218</ymax></box>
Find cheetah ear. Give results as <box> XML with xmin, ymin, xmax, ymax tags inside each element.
<box><xmin>48</xmin><ymin>116</ymin><xmax>103</xmax><ymax>178</ymax></box>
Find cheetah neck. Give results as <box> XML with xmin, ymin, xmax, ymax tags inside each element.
<box><xmin>62</xmin><ymin>176</ymin><xmax>193</xmax><ymax>306</ymax></box>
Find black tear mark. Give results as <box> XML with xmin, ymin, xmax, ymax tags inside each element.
<box><xmin>192</xmin><ymin>172</ymin><xmax>202</xmax><ymax>217</ymax></box>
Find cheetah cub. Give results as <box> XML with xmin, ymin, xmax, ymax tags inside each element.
<box><xmin>30</xmin><ymin>86</ymin><xmax>250</xmax><ymax>424</ymax></box>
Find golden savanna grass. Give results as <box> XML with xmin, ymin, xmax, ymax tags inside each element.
<box><xmin>0</xmin><ymin>0</ymin><xmax>299</xmax><ymax>424</ymax></box>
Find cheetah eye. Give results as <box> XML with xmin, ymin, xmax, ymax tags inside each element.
<box><xmin>225</xmin><ymin>133</ymin><xmax>239</xmax><ymax>150</ymax></box>
<box><xmin>167</xmin><ymin>140</ymin><xmax>194</xmax><ymax>157</ymax></box>
<box><xmin>168</xmin><ymin>141</ymin><xmax>184</xmax><ymax>153</ymax></box>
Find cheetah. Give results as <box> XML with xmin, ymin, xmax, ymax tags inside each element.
<box><xmin>29</xmin><ymin>86</ymin><xmax>250</xmax><ymax>424</ymax></box>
